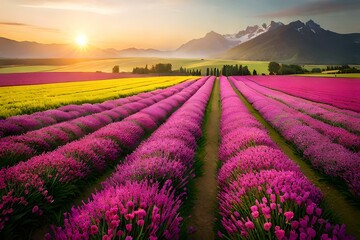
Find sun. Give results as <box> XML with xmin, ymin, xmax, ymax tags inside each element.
<box><xmin>75</xmin><ymin>34</ymin><xmax>88</xmax><ymax>48</ymax></box>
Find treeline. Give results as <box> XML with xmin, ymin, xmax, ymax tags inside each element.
<box><xmin>268</xmin><ymin>62</ymin><xmax>360</xmax><ymax>75</ymax></box>
<box><xmin>178</xmin><ymin>67</ymin><xmax>202</xmax><ymax>76</ymax></box>
<box><xmin>205</xmin><ymin>65</ymin><xmax>254</xmax><ymax>76</ymax></box>
<box><xmin>268</xmin><ymin>62</ymin><xmax>307</xmax><ymax>75</ymax></box>
<box><xmin>325</xmin><ymin>65</ymin><xmax>360</xmax><ymax>73</ymax></box>
<box><xmin>132</xmin><ymin>64</ymin><xmax>202</xmax><ymax>75</ymax></box>
<box><xmin>132</xmin><ymin>63</ymin><xmax>172</xmax><ymax>74</ymax></box>
<box><xmin>132</xmin><ymin>63</ymin><xmax>256</xmax><ymax>76</ymax></box>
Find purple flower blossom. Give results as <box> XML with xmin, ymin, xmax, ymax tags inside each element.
<box><xmin>48</xmin><ymin>181</ymin><xmax>183</xmax><ymax>240</ymax></box>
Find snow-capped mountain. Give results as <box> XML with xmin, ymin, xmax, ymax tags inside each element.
<box><xmin>175</xmin><ymin>21</ymin><xmax>284</xmax><ymax>58</ymax></box>
<box><xmin>220</xmin><ymin>20</ymin><xmax>360</xmax><ymax>64</ymax></box>
<box><xmin>175</xmin><ymin>31</ymin><xmax>237</xmax><ymax>58</ymax></box>
<box><xmin>223</xmin><ymin>21</ymin><xmax>284</xmax><ymax>45</ymax></box>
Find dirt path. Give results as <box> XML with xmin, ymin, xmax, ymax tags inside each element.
<box><xmin>228</xmin><ymin>79</ymin><xmax>360</xmax><ymax>238</ymax></box>
<box><xmin>188</xmin><ymin>78</ymin><xmax>220</xmax><ymax>240</ymax></box>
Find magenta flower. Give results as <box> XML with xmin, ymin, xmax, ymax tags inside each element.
<box><xmin>126</xmin><ymin>224</ymin><xmax>132</xmax><ymax>232</ymax></box>
<box><xmin>275</xmin><ymin>228</ymin><xmax>285</xmax><ymax>240</ymax></box>
<box><xmin>306</xmin><ymin>205</ymin><xmax>315</xmax><ymax>215</ymax></box>
<box><xmin>284</xmin><ymin>211</ymin><xmax>294</xmax><ymax>222</ymax></box>
<box><xmin>90</xmin><ymin>225</ymin><xmax>99</xmax><ymax>235</ymax></box>
<box><xmin>245</xmin><ymin>221</ymin><xmax>255</xmax><ymax>230</ymax></box>
<box><xmin>31</xmin><ymin>205</ymin><xmax>39</xmax><ymax>214</ymax></box>
<box><xmin>137</xmin><ymin>220</ymin><xmax>144</xmax><ymax>227</ymax></box>
<box><xmin>251</xmin><ymin>211</ymin><xmax>259</xmax><ymax>219</ymax></box>
<box><xmin>264</xmin><ymin>222</ymin><xmax>272</xmax><ymax>231</ymax></box>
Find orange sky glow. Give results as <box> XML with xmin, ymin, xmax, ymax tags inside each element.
<box><xmin>1</xmin><ymin>0</ymin><xmax>359</xmax><ymax>50</ymax></box>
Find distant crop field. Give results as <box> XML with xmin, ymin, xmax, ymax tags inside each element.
<box><xmin>0</xmin><ymin>58</ymin><xmax>271</xmax><ymax>75</ymax></box>
<box><xmin>0</xmin><ymin>75</ymin><xmax>195</xmax><ymax>118</ymax></box>
<box><xmin>0</xmin><ymin>72</ymin><xmax>151</xmax><ymax>86</ymax></box>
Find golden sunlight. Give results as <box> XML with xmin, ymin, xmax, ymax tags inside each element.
<box><xmin>75</xmin><ymin>34</ymin><xmax>88</xmax><ymax>48</ymax></box>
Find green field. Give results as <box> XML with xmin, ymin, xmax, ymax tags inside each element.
<box><xmin>0</xmin><ymin>58</ymin><xmax>270</xmax><ymax>75</ymax></box>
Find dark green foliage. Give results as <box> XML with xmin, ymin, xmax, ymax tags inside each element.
<box><xmin>204</xmin><ymin>65</ymin><xmax>253</xmax><ymax>76</ymax></box>
<box><xmin>132</xmin><ymin>63</ymin><xmax>172</xmax><ymax>74</ymax></box>
<box><xmin>326</xmin><ymin>65</ymin><xmax>360</xmax><ymax>73</ymax></box>
<box><xmin>311</xmin><ymin>68</ymin><xmax>322</xmax><ymax>73</ymax></box>
<box><xmin>268</xmin><ymin>61</ymin><xmax>281</xmax><ymax>75</ymax></box>
<box><xmin>278</xmin><ymin>64</ymin><xmax>306</xmax><ymax>75</ymax></box>
<box><xmin>268</xmin><ymin>61</ymin><xmax>308</xmax><ymax>75</ymax></box>
<box><xmin>112</xmin><ymin>65</ymin><xmax>119</xmax><ymax>73</ymax></box>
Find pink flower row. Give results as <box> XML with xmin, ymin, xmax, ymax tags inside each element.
<box><xmin>236</xmin><ymin>77</ymin><xmax>360</xmax><ymax>146</ymax></box>
<box><xmin>0</xmin><ymin>77</ymin><xmax>209</xmax><ymax>238</ymax></box>
<box><xmin>244</xmin><ymin>75</ymin><xmax>360</xmax><ymax>113</ymax></box>
<box><xmin>229</xmin><ymin>77</ymin><xmax>360</xmax><ymax>197</ymax></box>
<box><xmin>47</xmin><ymin>77</ymin><xmax>215</xmax><ymax>239</ymax></box>
<box><xmin>217</xmin><ymin>76</ymin><xmax>353</xmax><ymax>239</ymax></box>
<box><xmin>0</xmin><ymin>80</ymin><xmax>195</xmax><ymax>167</ymax></box>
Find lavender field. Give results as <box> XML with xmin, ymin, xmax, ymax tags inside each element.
<box><xmin>0</xmin><ymin>75</ymin><xmax>359</xmax><ymax>240</ymax></box>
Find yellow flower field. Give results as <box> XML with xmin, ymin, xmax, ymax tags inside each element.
<box><xmin>0</xmin><ymin>76</ymin><xmax>197</xmax><ymax>118</ymax></box>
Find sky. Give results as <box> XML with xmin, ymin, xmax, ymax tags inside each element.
<box><xmin>0</xmin><ymin>0</ymin><xmax>359</xmax><ymax>50</ymax></box>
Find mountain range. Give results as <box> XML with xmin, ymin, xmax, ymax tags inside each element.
<box><xmin>220</xmin><ymin>20</ymin><xmax>360</xmax><ymax>64</ymax></box>
<box><xmin>1</xmin><ymin>20</ymin><xmax>359</xmax><ymax>64</ymax></box>
<box><xmin>156</xmin><ymin>21</ymin><xmax>284</xmax><ymax>58</ymax></box>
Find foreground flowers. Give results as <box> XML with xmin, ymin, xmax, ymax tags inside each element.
<box><xmin>0</xmin><ymin>78</ymin><xmax>209</xmax><ymax>237</ymax></box>
<box><xmin>45</xmin><ymin>77</ymin><xmax>215</xmax><ymax>239</ymax></box>
<box><xmin>217</xmin><ymin>76</ymin><xmax>354</xmax><ymax>239</ymax></box>
<box><xmin>48</xmin><ymin>181</ymin><xmax>182</xmax><ymax>240</ymax></box>
<box><xmin>229</xmin><ymin>76</ymin><xmax>360</xmax><ymax>198</ymax></box>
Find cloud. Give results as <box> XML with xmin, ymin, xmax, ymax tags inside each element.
<box><xmin>16</xmin><ymin>0</ymin><xmax>187</xmax><ymax>15</ymax></box>
<box><xmin>18</xmin><ymin>1</ymin><xmax>118</xmax><ymax>15</ymax></box>
<box><xmin>0</xmin><ymin>22</ymin><xmax>29</xmax><ymax>26</ymax></box>
<box><xmin>0</xmin><ymin>21</ymin><xmax>60</xmax><ymax>32</ymax></box>
<box><xmin>256</xmin><ymin>0</ymin><xmax>360</xmax><ymax>18</ymax></box>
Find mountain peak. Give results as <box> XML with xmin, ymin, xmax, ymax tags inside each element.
<box><xmin>268</xmin><ymin>21</ymin><xmax>284</xmax><ymax>31</ymax></box>
<box><xmin>289</xmin><ymin>20</ymin><xmax>305</xmax><ymax>27</ymax></box>
<box><xmin>306</xmin><ymin>20</ymin><xmax>323</xmax><ymax>31</ymax></box>
<box><xmin>205</xmin><ymin>31</ymin><xmax>222</xmax><ymax>37</ymax></box>
<box><xmin>223</xmin><ymin>21</ymin><xmax>284</xmax><ymax>45</ymax></box>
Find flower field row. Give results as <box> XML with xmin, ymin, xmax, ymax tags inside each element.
<box><xmin>239</xmin><ymin>77</ymin><xmax>360</xmax><ymax>136</ymax></box>
<box><xmin>245</xmin><ymin>76</ymin><xmax>360</xmax><ymax>113</ymax></box>
<box><xmin>217</xmin><ymin>76</ymin><xmax>353</xmax><ymax>239</ymax></box>
<box><xmin>46</xmin><ymin>77</ymin><xmax>215</xmax><ymax>239</ymax></box>
<box><xmin>0</xmin><ymin>80</ymin><xmax>196</xmax><ymax>167</ymax></box>
<box><xmin>0</xmin><ymin>77</ymin><xmax>209</xmax><ymax>237</ymax></box>
<box><xmin>0</xmin><ymin>76</ymin><xmax>195</xmax><ymax>119</ymax></box>
<box><xmin>229</xmin><ymin>77</ymin><xmax>360</xmax><ymax>198</ymax></box>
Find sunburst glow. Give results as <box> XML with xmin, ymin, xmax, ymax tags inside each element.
<box><xmin>75</xmin><ymin>34</ymin><xmax>88</xmax><ymax>48</ymax></box>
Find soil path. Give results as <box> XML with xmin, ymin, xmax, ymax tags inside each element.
<box><xmin>228</xmin><ymin>78</ymin><xmax>360</xmax><ymax>238</ymax></box>
<box><xmin>188</xmin><ymin>78</ymin><xmax>220</xmax><ymax>239</ymax></box>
